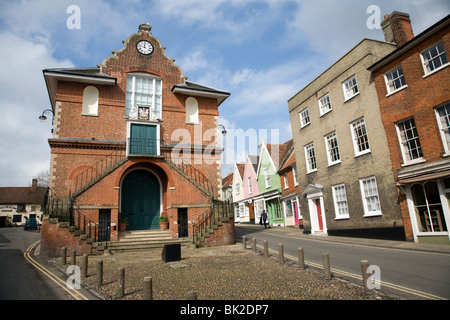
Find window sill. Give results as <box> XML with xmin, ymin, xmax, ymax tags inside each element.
<box><xmin>401</xmin><ymin>158</ymin><xmax>426</xmax><ymax>167</ymax></box>
<box><xmin>319</xmin><ymin>110</ymin><xmax>332</xmax><ymax>118</ymax></box>
<box><xmin>335</xmin><ymin>215</ymin><xmax>350</xmax><ymax>220</ymax></box>
<box><xmin>344</xmin><ymin>92</ymin><xmax>359</xmax><ymax>103</ymax></box>
<box><xmin>306</xmin><ymin>169</ymin><xmax>317</xmax><ymax>175</ymax></box>
<box><xmin>422</xmin><ymin>63</ymin><xmax>450</xmax><ymax>79</ymax></box>
<box><xmin>81</xmin><ymin>113</ymin><xmax>98</xmax><ymax>117</ymax></box>
<box><xmin>300</xmin><ymin>122</ymin><xmax>311</xmax><ymax>129</ymax></box>
<box><xmin>327</xmin><ymin>160</ymin><xmax>341</xmax><ymax>167</ymax></box>
<box><xmin>354</xmin><ymin>150</ymin><xmax>371</xmax><ymax>158</ymax></box>
<box><xmin>363</xmin><ymin>212</ymin><xmax>382</xmax><ymax>218</ymax></box>
<box><xmin>386</xmin><ymin>85</ymin><xmax>408</xmax><ymax>97</ymax></box>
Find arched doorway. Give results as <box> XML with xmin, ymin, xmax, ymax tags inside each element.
<box><xmin>121</xmin><ymin>169</ymin><xmax>161</xmax><ymax>230</ymax></box>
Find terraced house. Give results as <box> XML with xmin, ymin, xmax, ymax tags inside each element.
<box><xmin>288</xmin><ymin>19</ymin><xmax>404</xmax><ymax>239</ymax></box>
<box><xmin>40</xmin><ymin>24</ymin><xmax>233</xmax><ymax>257</ymax></box>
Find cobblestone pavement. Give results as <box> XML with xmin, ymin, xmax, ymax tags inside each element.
<box><xmin>49</xmin><ymin>244</ymin><xmax>394</xmax><ymax>300</ymax></box>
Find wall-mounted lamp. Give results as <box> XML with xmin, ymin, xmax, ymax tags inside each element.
<box><xmin>218</xmin><ymin>124</ymin><xmax>227</xmax><ymax>135</ymax></box>
<box><xmin>38</xmin><ymin>109</ymin><xmax>54</xmax><ymax>132</ymax></box>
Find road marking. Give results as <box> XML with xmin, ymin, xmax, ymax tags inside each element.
<box><xmin>247</xmin><ymin>241</ymin><xmax>447</xmax><ymax>300</ymax></box>
<box><xmin>24</xmin><ymin>240</ymin><xmax>90</xmax><ymax>300</ymax></box>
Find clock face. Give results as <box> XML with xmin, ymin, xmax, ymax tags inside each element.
<box><xmin>136</xmin><ymin>40</ymin><xmax>153</xmax><ymax>55</ymax></box>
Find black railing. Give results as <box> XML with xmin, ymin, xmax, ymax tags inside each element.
<box><xmin>69</xmin><ymin>149</ymin><xmax>127</xmax><ymax>199</ymax></box>
<box><xmin>45</xmin><ymin>197</ymin><xmax>72</xmax><ymax>223</ymax></box>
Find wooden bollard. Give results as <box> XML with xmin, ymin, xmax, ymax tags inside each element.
<box><xmin>97</xmin><ymin>260</ymin><xmax>103</xmax><ymax>286</ymax></box>
<box><xmin>252</xmin><ymin>238</ymin><xmax>257</xmax><ymax>253</ymax></box>
<box><xmin>298</xmin><ymin>248</ymin><xmax>305</xmax><ymax>270</ymax></box>
<box><xmin>186</xmin><ymin>291</ymin><xmax>197</xmax><ymax>300</ymax></box>
<box><xmin>143</xmin><ymin>277</ymin><xmax>153</xmax><ymax>300</ymax></box>
<box><xmin>71</xmin><ymin>250</ymin><xmax>76</xmax><ymax>265</ymax></box>
<box><xmin>82</xmin><ymin>254</ymin><xmax>88</xmax><ymax>277</ymax></box>
<box><xmin>264</xmin><ymin>240</ymin><xmax>269</xmax><ymax>257</ymax></box>
<box><xmin>242</xmin><ymin>236</ymin><xmax>247</xmax><ymax>250</ymax></box>
<box><xmin>278</xmin><ymin>243</ymin><xmax>284</xmax><ymax>263</ymax></box>
<box><xmin>61</xmin><ymin>247</ymin><xmax>67</xmax><ymax>265</ymax></box>
<box><xmin>117</xmin><ymin>267</ymin><xmax>125</xmax><ymax>298</ymax></box>
<box><xmin>323</xmin><ymin>253</ymin><xmax>331</xmax><ymax>280</ymax></box>
<box><xmin>361</xmin><ymin>260</ymin><xmax>370</xmax><ymax>294</ymax></box>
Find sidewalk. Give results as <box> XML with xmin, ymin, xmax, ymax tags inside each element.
<box><xmin>236</xmin><ymin>223</ymin><xmax>450</xmax><ymax>255</ymax></box>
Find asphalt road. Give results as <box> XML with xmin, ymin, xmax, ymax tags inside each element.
<box><xmin>235</xmin><ymin>224</ymin><xmax>450</xmax><ymax>300</ymax></box>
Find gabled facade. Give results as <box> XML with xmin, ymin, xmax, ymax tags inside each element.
<box><xmin>255</xmin><ymin>140</ymin><xmax>292</xmax><ymax>226</ymax></box>
<box><xmin>238</xmin><ymin>155</ymin><xmax>260</xmax><ymax>224</ymax></box>
<box><xmin>369</xmin><ymin>13</ymin><xmax>450</xmax><ymax>244</ymax></box>
<box><xmin>278</xmin><ymin>148</ymin><xmax>302</xmax><ymax>227</ymax></box>
<box><xmin>40</xmin><ymin>24</ymin><xmax>232</xmax><ymax>256</ymax></box>
<box><xmin>232</xmin><ymin>163</ymin><xmax>245</xmax><ymax>222</ymax></box>
<box><xmin>288</xmin><ymin>35</ymin><xmax>404</xmax><ymax>238</ymax></box>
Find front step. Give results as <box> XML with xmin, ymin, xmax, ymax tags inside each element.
<box><xmin>108</xmin><ymin>230</ymin><xmax>192</xmax><ymax>253</ymax></box>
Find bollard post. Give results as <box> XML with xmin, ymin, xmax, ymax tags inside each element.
<box><xmin>298</xmin><ymin>248</ymin><xmax>305</xmax><ymax>270</ymax></box>
<box><xmin>361</xmin><ymin>260</ymin><xmax>370</xmax><ymax>294</ymax></box>
<box><xmin>252</xmin><ymin>238</ymin><xmax>257</xmax><ymax>254</ymax></box>
<box><xmin>97</xmin><ymin>260</ymin><xmax>103</xmax><ymax>287</ymax></box>
<box><xmin>323</xmin><ymin>253</ymin><xmax>331</xmax><ymax>280</ymax></box>
<box><xmin>62</xmin><ymin>247</ymin><xmax>67</xmax><ymax>265</ymax></box>
<box><xmin>71</xmin><ymin>250</ymin><xmax>76</xmax><ymax>265</ymax></box>
<box><xmin>278</xmin><ymin>243</ymin><xmax>284</xmax><ymax>264</ymax></box>
<box><xmin>186</xmin><ymin>291</ymin><xmax>197</xmax><ymax>300</ymax></box>
<box><xmin>82</xmin><ymin>254</ymin><xmax>88</xmax><ymax>277</ymax></box>
<box><xmin>143</xmin><ymin>277</ymin><xmax>153</xmax><ymax>300</ymax></box>
<box><xmin>242</xmin><ymin>236</ymin><xmax>247</xmax><ymax>250</ymax></box>
<box><xmin>117</xmin><ymin>267</ymin><xmax>125</xmax><ymax>298</ymax></box>
<box><xmin>264</xmin><ymin>240</ymin><xmax>269</xmax><ymax>258</ymax></box>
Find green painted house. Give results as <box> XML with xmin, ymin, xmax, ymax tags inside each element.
<box><xmin>256</xmin><ymin>140</ymin><xmax>292</xmax><ymax>226</ymax></box>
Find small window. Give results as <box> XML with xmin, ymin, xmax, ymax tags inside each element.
<box><xmin>299</xmin><ymin>108</ymin><xmax>310</xmax><ymax>128</ymax></box>
<box><xmin>350</xmin><ymin>118</ymin><xmax>370</xmax><ymax>156</ymax></box>
<box><xmin>396</xmin><ymin>117</ymin><xmax>423</xmax><ymax>164</ymax></box>
<box><xmin>186</xmin><ymin>97</ymin><xmax>199</xmax><ymax>124</ymax></box>
<box><xmin>284</xmin><ymin>173</ymin><xmax>289</xmax><ymax>189</ymax></box>
<box><xmin>385</xmin><ymin>66</ymin><xmax>406</xmax><ymax>94</ymax></box>
<box><xmin>293</xmin><ymin>166</ymin><xmax>298</xmax><ymax>186</ymax></box>
<box><xmin>304</xmin><ymin>143</ymin><xmax>317</xmax><ymax>173</ymax></box>
<box><xmin>325</xmin><ymin>132</ymin><xmax>341</xmax><ymax>166</ymax></box>
<box><xmin>82</xmin><ymin>86</ymin><xmax>99</xmax><ymax>116</ymax></box>
<box><xmin>332</xmin><ymin>184</ymin><xmax>349</xmax><ymax>219</ymax></box>
<box><xmin>435</xmin><ymin>102</ymin><xmax>450</xmax><ymax>155</ymax></box>
<box><xmin>420</xmin><ymin>40</ymin><xmax>449</xmax><ymax>75</ymax></box>
<box><xmin>318</xmin><ymin>93</ymin><xmax>332</xmax><ymax>116</ymax></box>
<box><xmin>342</xmin><ymin>75</ymin><xmax>359</xmax><ymax>101</ymax></box>
<box><xmin>264</xmin><ymin>168</ymin><xmax>271</xmax><ymax>188</ymax></box>
<box><xmin>359</xmin><ymin>176</ymin><xmax>382</xmax><ymax>217</ymax></box>
<box><xmin>248</xmin><ymin>177</ymin><xmax>253</xmax><ymax>194</ymax></box>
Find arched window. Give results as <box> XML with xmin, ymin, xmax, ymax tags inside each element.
<box><xmin>186</xmin><ymin>97</ymin><xmax>199</xmax><ymax>124</ymax></box>
<box><xmin>82</xmin><ymin>86</ymin><xmax>99</xmax><ymax>116</ymax></box>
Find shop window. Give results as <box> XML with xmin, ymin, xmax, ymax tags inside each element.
<box><xmin>411</xmin><ymin>181</ymin><xmax>447</xmax><ymax>232</ymax></box>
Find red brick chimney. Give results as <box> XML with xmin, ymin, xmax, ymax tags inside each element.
<box><xmin>381</xmin><ymin>11</ymin><xmax>414</xmax><ymax>47</ymax></box>
<box><xmin>32</xmin><ymin>178</ymin><xmax>38</xmax><ymax>191</ymax></box>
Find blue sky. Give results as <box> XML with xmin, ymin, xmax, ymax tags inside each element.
<box><xmin>0</xmin><ymin>0</ymin><xmax>449</xmax><ymax>186</ymax></box>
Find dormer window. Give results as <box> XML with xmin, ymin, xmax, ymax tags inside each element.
<box><xmin>126</xmin><ymin>73</ymin><xmax>162</xmax><ymax>120</ymax></box>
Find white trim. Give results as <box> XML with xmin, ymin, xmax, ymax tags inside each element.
<box><xmin>350</xmin><ymin>117</ymin><xmax>371</xmax><ymax>157</ymax></box>
<box><xmin>332</xmin><ymin>183</ymin><xmax>350</xmax><ymax>220</ymax></box>
<box><xmin>434</xmin><ymin>102</ymin><xmax>450</xmax><ymax>156</ymax></box>
<box><xmin>359</xmin><ymin>176</ymin><xmax>382</xmax><ymax>217</ymax></box>
<box><xmin>126</xmin><ymin>121</ymin><xmax>161</xmax><ymax>157</ymax></box>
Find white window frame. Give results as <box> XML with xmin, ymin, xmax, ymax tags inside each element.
<box><xmin>359</xmin><ymin>176</ymin><xmax>382</xmax><ymax>217</ymax></box>
<box><xmin>299</xmin><ymin>108</ymin><xmax>310</xmax><ymax>128</ymax></box>
<box><xmin>332</xmin><ymin>184</ymin><xmax>349</xmax><ymax>219</ymax></box>
<box><xmin>318</xmin><ymin>93</ymin><xmax>332</xmax><ymax>116</ymax></box>
<box><xmin>304</xmin><ymin>143</ymin><xmax>317</xmax><ymax>173</ymax></box>
<box><xmin>434</xmin><ymin>102</ymin><xmax>450</xmax><ymax>156</ymax></box>
<box><xmin>235</xmin><ymin>182</ymin><xmax>240</xmax><ymax>194</ymax></box>
<box><xmin>350</xmin><ymin>118</ymin><xmax>370</xmax><ymax>157</ymax></box>
<box><xmin>293</xmin><ymin>166</ymin><xmax>298</xmax><ymax>186</ymax></box>
<box><xmin>324</xmin><ymin>132</ymin><xmax>341</xmax><ymax>166</ymax></box>
<box><xmin>248</xmin><ymin>177</ymin><xmax>253</xmax><ymax>194</ymax></box>
<box><xmin>384</xmin><ymin>65</ymin><xmax>407</xmax><ymax>95</ymax></box>
<box><xmin>420</xmin><ymin>40</ymin><xmax>449</xmax><ymax>77</ymax></box>
<box><xmin>284</xmin><ymin>173</ymin><xmax>289</xmax><ymax>189</ymax></box>
<box><xmin>395</xmin><ymin>117</ymin><xmax>424</xmax><ymax>165</ymax></box>
<box><xmin>126</xmin><ymin>73</ymin><xmax>162</xmax><ymax>119</ymax></box>
<box><xmin>342</xmin><ymin>75</ymin><xmax>359</xmax><ymax>101</ymax></box>
<box><xmin>264</xmin><ymin>168</ymin><xmax>271</xmax><ymax>188</ymax></box>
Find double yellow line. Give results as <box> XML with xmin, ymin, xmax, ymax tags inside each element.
<box><xmin>259</xmin><ymin>244</ymin><xmax>447</xmax><ymax>300</ymax></box>
<box><xmin>24</xmin><ymin>240</ymin><xmax>90</xmax><ymax>300</ymax></box>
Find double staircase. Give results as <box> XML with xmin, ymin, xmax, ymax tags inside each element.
<box><xmin>46</xmin><ymin>141</ymin><xmax>234</xmax><ymax>253</ymax></box>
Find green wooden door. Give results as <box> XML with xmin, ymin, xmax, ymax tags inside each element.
<box><xmin>121</xmin><ymin>170</ymin><xmax>160</xmax><ymax>230</ymax></box>
<box><xmin>130</xmin><ymin>124</ymin><xmax>157</xmax><ymax>155</ymax></box>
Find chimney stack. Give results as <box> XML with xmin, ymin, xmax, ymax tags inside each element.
<box><xmin>381</xmin><ymin>11</ymin><xmax>414</xmax><ymax>47</ymax></box>
<box><xmin>32</xmin><ymin>179</ymin><xmax>38</xmax><ymax>191</ymax></box>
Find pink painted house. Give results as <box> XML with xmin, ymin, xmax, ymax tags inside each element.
<box><xmin>238</xmin><ymin>154</ymin><xmax>261</xmax><ymax>224</ymax></box>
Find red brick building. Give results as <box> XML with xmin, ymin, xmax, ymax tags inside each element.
<box><xmin>40</xmin><ymin>24</ymin><xmax>233</xmax><ymax>256</ymax></box>
<box><xmin>369</xmin><ymin>13</ymin><xmax>450</xmax><ymax>244</ymax></box>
